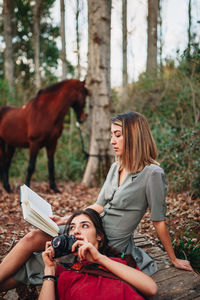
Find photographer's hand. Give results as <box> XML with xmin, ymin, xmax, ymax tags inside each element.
<box><xmin>50</xmin><ymin>215</ymin><xmax>70</xmax><ymax>225</ymax></box>
<box><xmin>42</xmin><ymin>242</ymin><xmax>57</xmax><ymax>276</ymax></box>
<box><xmin>72</xmin><ymin>239</ymin><xmax>103</xmax><ymax>264</ymax></box>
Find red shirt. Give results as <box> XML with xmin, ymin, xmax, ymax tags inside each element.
<box><xmin>56</xmin><ymin>258</ymin><xmax>145</xmax><ymax>300</ymax></box>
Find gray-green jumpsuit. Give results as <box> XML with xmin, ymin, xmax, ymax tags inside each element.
<box><xmin>96</xmin><ymin>162</ymin><xmax>167</xmax><ymax>275</ymax></box>
<box><xmin>14</xmin><ymin>162</ymin><xmax>166</xmax><ymax>285</ymax></box>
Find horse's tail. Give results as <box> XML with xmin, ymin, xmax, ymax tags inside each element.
<box><xmin>0</xmin><ymin>138</ymin><xmax>5</xmax><ymax>182</ymax></box>
<box><xmin>0</xmin><ymin>107</ymin><xmax>10</xmax><ymax>182</ymax></box>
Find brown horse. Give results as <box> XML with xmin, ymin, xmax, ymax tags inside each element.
<box><xmin>0</xmin><ymin>79</ymin><xmax>88</xmax><ymax>193</ymax></box>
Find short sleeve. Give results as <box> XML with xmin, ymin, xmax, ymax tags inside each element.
<box><xmin>96</xmin><ymin>180</ymin><xmax>107</xmax><ymax>206</ymax></box>
<box><xmin>96</xmin><ymin>162</ymin><xmax>117</xmax><ymax>207</ymax></box>
<box><xmin>146</xmin><ymin>169</ymin><xmax>167</xmax><ymax>221</ymax></box>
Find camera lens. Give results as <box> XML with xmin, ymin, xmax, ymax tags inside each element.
<box><xmin>52</xmin><ymin>234</ymin><xmax>77</xmax><ymax>258</ymax></box>
<box><xmin>52</xmin><ymin>236</ymin><xmax>61</xmax><ymax>248</ymax></box>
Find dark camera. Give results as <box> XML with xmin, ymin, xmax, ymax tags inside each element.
<box><xmin>51</xmin><ymin>234</ymin><xmax>77</xmax><ymax>258</ymax></box>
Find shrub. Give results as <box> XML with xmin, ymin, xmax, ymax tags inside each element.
<box><xmin>173</xmin><ymin>236</ymin><xmax>200</xmax><ymax>274</ymax></box>
<box><xmin>111</xmin><ymin>46</ymin><xmax>200</xmax><ymax>198</ymax></box>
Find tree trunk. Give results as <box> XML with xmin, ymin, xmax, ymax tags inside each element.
<box><xmin>146</xmin><ymin>0</ymin><xmax>158</xmax><ymax>73</ymax></box>
<box><xmin>122</xmin><ymin>0</ymin><xmax>128</xmax><ymax>99</ymax></box>
<box><xmin>158</xmin><ymin>0</ymin><xmax>163</xmax><ymax>73</ymax></box>
<box><xmin>76</xmin><ymin>0</ymin><xmax>81</xmax><ymax>79</ymax></box>
<box><xmin>60</xmin><ymin>0</ymin><xmax>67</xmax><ymax>79</ymax></box>
<box><xmin>3</xmin><ymin>0</ymin><xmax>14</xmax><ymax>94</ymax></box>
<box><xmin>188</xmin><ymin>0</ymin><xmax>191</xmax><ymax>57</ymax></box>
<box><xmin>82</xmin><ymin>0</ymin><xmax>112</xmax><ymax>187</ymax></box>
<box><xmin>33</xmin><ymin>0</ymin><xmax>42</xmax><ymax>89</ymax></box>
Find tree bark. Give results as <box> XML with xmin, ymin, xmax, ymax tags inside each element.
<box><xmin>76</xmin><ymin>0</ymin><xmax>81</xmax><ymax>79</ymax></box>
<box><xmin>147</xmin><ymin>0</ymin><xmax>158</xmax><ymax>73</ymax></box>
<box><xmin>3</xmin><ymin>0</ymin><xmax>15</xmax><ymax>94</ymax></box>
<box><xmin>188</xmin><ymin>0</ymin><xmax>192</xmax><ymax>57</ymax></box>
<box><xmin>33</xmin><ymin>0</ymin><xmax>42</xmax><ymax>89</ymax></box>
<box><xmin>60</xmin><ymin>0</ymin><xmax>67</xmax><ymax>79</ymax></box>
<box><xmin>82</xmin><ymin>0</ymin><xmax>112</xmax><ymax>187</ymax></box>
<box><xmin>122</xmin><ymin>0</ymin><xmax>128</xmax><ymax>98</ymax></box>
<box><xmin>158</xmin><ymin>0</ymin><xmax>163</xmax><ymax>73</ymax></box>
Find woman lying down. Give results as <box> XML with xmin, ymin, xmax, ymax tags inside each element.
<box><xmin>38</xmin><ymin>209</ymin><xmax>157</xmax><ymax>300</ymax></box>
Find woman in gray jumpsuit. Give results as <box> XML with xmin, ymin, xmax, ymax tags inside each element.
<box><xmin>0</xmin><ymin>112</ymin><xmax>192</xmax><ymax>290</ymax></box>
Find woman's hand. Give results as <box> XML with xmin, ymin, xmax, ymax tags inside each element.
<box><xmin>50</xmin><ymin>215</ymin><xmax>69</xmax><ymax>225</ymax></box>
<box><xmin>153</xmin><ymin>221</ymin><xmax>193</xmax><ymax>272</ymax></box>
<box><xmin>71</xmin><ymin>238</ymin><xmax>103</xmax><ymax>264</ymax></box>
<box><xmin>42</xmin><ymin>242</ymin><xmax>59</xmax><ymax>275</ymax></box>
<box><xmin>172</xmin><ymin>258</ymin><xmax>193</xmax><ymax>271</ymax></box>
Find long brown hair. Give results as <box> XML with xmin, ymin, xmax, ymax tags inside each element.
<box><xmin>66</xmin><ymin>209</ymin><xmax>136</xmax><ymax>268</ymax></box>
<box><xmin>111</xmin><ymin>112</ymin><xmax>159</xmax><ymax>173</ymax></box>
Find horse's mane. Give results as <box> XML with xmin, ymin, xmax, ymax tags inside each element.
<box><xmin>35</xmin><ymin>80</ymin><xmax>69</xmax><ymax>99</ymax></box>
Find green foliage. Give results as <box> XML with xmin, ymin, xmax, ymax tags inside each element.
<box><xmin>0</xmin><ymin>79</ymin><xmax>15</xmax><ymax>106</ymax></box>
<box><xmin>0</xmin><ymin>0</ymin><xmax>75</xmax><ymax>95</ymax></box>
<box><xmin>13</xmin><ymin>0</ymin><xmax>60</xmax><ymax>89</ymax></box>
<box><xmin>173</xmin><ymin>236</ymin><xmax>200</xmax><ymax>273</ymax></box>
<box><xmin>111</xmin><ymin>44</ymin><xmax>200</xmax><ymax>198</ymax></box>
<box><xmin>156</xmin><ymin>126</ymin><xmax>200</xmax><ymax>198</ymax></box>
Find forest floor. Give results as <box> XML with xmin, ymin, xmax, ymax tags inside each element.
<box><xmin>0</xmin><ymin>181</ymin><xmax>199</xmax><ymax>299</ymax></box>
<box><xmin>0</xmin><ymin>182</ymin><xmax>200</xmax><ymax>300</ymax></box>
<box><xmin>0</xmin><ymin>181</ymin><xmax>199</xmax><ymax>259</ymax></box>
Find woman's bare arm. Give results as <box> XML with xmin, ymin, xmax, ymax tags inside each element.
<box><xmin>153</xmin><ymin>220</ymin><xmax>192</xmax><ymax>271</ymax></box>
<box><xmin>38</xmin><ymin>243</ymin><xmax>57</xmax><ymax>300</ymax></box>
<box><xmin>99</xmin><ymin>255</ymin><xmax>157</xmax><ymax>296</ymax></box>
<box><xmin>86</xmin><ymin>203</ymin><xmax>104</xmax><ymax>214</ymax></box>
<box><xmin>74</xmin><ymin>240</ymin><xmax>157</xmax><ymax>297</ymax></box>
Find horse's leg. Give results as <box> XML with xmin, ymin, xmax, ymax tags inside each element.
<box><xmin>3</xmin><ymin>145</ymin><xmax>15</xmax><ymax>193</ymax></box>
<box><xmin>46</xmin><ymin>143</ymin><xmax>60</xmax><ymax>193</ymax></box>
<box><xmin>0</xmin><ymin>138</ymin><xmax>5</xmax><ymax>182</ymax></box>
<box><xmin>25</xmin><ymin>143</ymin><xmax>39</xmax><ymax>187</ymax></box>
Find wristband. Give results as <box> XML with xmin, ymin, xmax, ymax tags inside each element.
<box><xmin>43</xmin><ymin>275</ymin><xmax>56</xmax><ymax>282</ymax></box>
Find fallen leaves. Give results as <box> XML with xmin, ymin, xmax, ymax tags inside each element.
<box><xmin>0</xmin><ymin>182</ymin><xmax>199</xmax><ymax>259</ymax></box>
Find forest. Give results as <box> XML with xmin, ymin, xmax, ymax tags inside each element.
<box><xmin>0</xmin><ymin>0</ymin><xmax>200</xmax><ymax>297</ymax></box>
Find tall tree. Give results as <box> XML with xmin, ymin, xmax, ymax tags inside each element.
<box><xmin>1</xmin><ymin>0</ymin><xmax>60</xmax><ymax>94</ymax></box>
<box><xmin>122</xmin><ymin>0</ymin><xmax>128</xmax><ymax>98</ymax></box>
<box><xmin>3</xmin><ymin>0</ymin><xmax>14</xmax><ymax>93</ymax></box>
<box><xmin>146</xmin><ymin>0</ymin><xmax>158</xmax><ymax>73</ymax></box>
<box><xmin>76</xmin><ymin>0</ymin><xmax>81</xmax><ymax>79</ymax></box>
<box><xmin>33</xmin><ymin>0</ymin><xmax>42</xmax><ymax>89</ymax></box>
<box><xmin>60</xmin><ymin>0</ymin><xmax>67</xmax><ymax>79</ymax></box>
<box><xmin>188</xmin><ymin>0</ymin><xmax>192</xmax><ymax>57</ymax></box>
<box><xmin>158</xmin><ymin>0</ymin><xmax>163</xmax><ymax>73</ymax></box>
<box><xmin>82</xmin><ymin>0</ymin><xmax>112</xmax><ymax>187</ymax></box>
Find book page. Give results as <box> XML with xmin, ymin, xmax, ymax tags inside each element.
<box><xmin>20</xmin><ymin>184</ymin><xmax>59</xmax><ymax>236</ymax></box>
<box><xmin>21</xmin><ymin>185</ymin><xmax>52</xmax><ymax>216</ymax></box>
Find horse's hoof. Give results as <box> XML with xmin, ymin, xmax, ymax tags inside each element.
<box><xmin>50</xmin><ymin>185</ymin><xmax>60</xmax><ymax>193</ymax></box>
<box><xmin>4</xmin><ymin>185</ymin><xmax>11</xmax><ymax>193</ymax></box>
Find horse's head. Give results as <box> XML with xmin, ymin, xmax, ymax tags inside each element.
<box><xmin>72</xmin><ymin>80</ymin><xmax>88</xmax><ymax>123</ymax></box>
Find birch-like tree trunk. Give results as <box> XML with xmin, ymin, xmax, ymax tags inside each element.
<box><xmin>33</xmin><ymin>0</ymin><xmax>42</xmax><ymax>89</ymax></box>
<box><xmin>122</xmin><ymin>0</ymin><xmax>128</xmax><ymax>98</ymax></box>
<box><xmin>3</xmin><ymin>0</ymin><xmax>14</xmax><ymax>93</ymax></box>
<box><xmin>60</xmin><ymin>0</ymin><xmax>67</xmax><ymax>79</ymax></box>
<box><xmin>146</xmin><ymin>0</ymin><xmax>158</xmax><ymax>73</ymax></box>
<box><xmin>76</xmin><ymin>0</ymin><xmax>81</xmax><ymax>79</ymax></box>
<box><xmin>188</xmin><ymin>0</ymin><xmax>192</xmax><ymax>57</ymax></box>
<box><xmin>82</xmin><ymin>0</ymin><xmax>111</xmax><ymax>187</ymax></box>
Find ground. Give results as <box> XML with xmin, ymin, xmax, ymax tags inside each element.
<box><xmin>0</xmin><ymin>181</ymin><xmax>199</xmax><ymax>299</ymax></box>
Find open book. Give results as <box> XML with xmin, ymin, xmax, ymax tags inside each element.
<box><xmin>20</xmin><ymin>184</ymin><xmax>59</xmax><ymax>237</ymax></box>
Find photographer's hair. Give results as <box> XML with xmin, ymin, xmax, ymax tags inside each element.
<box><xmin>111</xmin><ymin>112</ymin><xmax>159</xmax><ymax>173</ymax></box>
<box><xmin>66</xmin><ymin>208</ymin><xmax>136</xmax><ymax>268</ymax></box>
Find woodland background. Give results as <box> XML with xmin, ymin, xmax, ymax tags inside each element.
<box><xmin>0</xmin><ymin>0</ymin><xmax>200</xmax><ymax>281</ymax></box>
